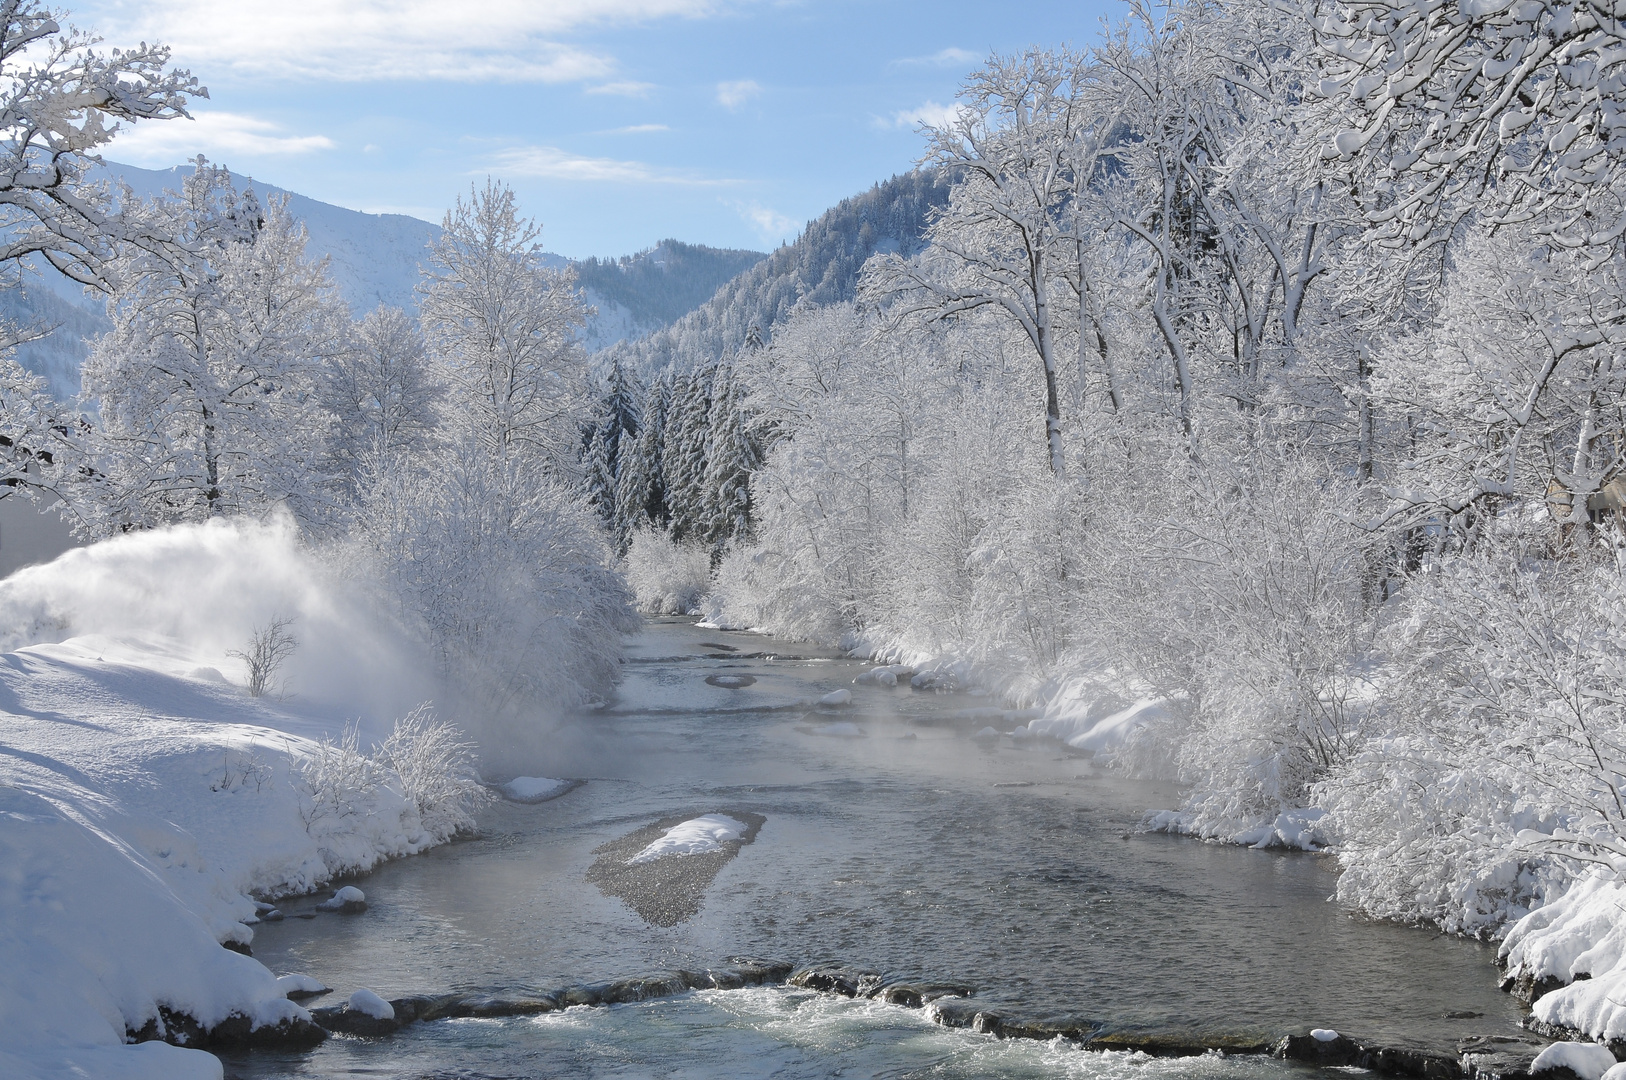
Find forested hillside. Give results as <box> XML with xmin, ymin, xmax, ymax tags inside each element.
<box><xmin>597</xmin><ymin>170</ymin><xmax>949</xmax><ymax>378</ymax></box>
<box><xmin>574</xmin><ymin>240</ymin><xmax>766</xmax><ymax>351</ymax></box>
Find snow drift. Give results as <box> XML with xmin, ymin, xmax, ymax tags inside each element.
<box><xmin>0</xmin><ymin>521</ymin><xmax>491</xmax><ymax>1078</ymax></box>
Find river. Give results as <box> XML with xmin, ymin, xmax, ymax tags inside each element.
<box><xmin>224</xmin><ymin>616</ymin><xmax>1526</xmax><ymax>1078</ymax></box>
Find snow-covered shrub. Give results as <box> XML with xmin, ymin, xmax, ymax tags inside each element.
<box><xmin>1322</xmin><ymin>557</ymin><xmax>1626</xmax><ymax>933</ymax></box>
<box><xmin>376</xmin><ymin>703</ymin><xmax>490</xmax><ymax>841</ymax></box>
<box><xmin>349</xmin><ymin>450</ymin><xmax>636</xmax><ymax>720</ymax></box>
<box><xmin>1139</xmin><ymin>455</ymin><xmax>1368</xmax><ymax>839</ymax></box>
<box><xmin>295</xmin><ymin>722</ymin><xmax>382</xmax><ymax>840</ymax></box>
<box><xmin>623</xmin><ymin>527</ymin><xmax>711</xmax><ymax>614</ymax></box>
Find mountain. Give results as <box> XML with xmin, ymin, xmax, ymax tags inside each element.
<box><xmin>574</xmin><ymin>240</ymin><xmax>766</xmax><ymax>353</ymax></box>
<box><xmin>597</xmin><ymin>169</ymin><xmax>951</xmax><ymax>378</ymax></box>
<box><xmin>4</xmin><ymin>162</ymin><xmax>767</xmax><ymax>401</ymax></box>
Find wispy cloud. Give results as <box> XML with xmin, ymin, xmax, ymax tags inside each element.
<box><xmin>882</xmin><ymin>100</ymin><xmax>966</xmax><ymax>130</ymax></box>
<box><xmin>586</xmin><ymin>81</ymin><xmax>657</xmax><ymax>97</ymax></box>
<box><xmin>109</xmin><ymin>110</ymin><xmax>336</xmax><ymax>165</ymax></box>
<box><xmin>491</xmin><ymin>145</ymin><xmax>733</xmax><ymax>185</ymax></box>
<box><xmin>715</xmin><ymin>79</ymin><xmax>761</xmax><ymax>110</ymax></box>
<box><xmin>608</xmin><ymin>124</ymin><xmax>670</xmax><ymax>134</ymax></box>
<box><xmin>732</xmin><ymin>200</ymin><xmax>797</xmax><ymax>243</ymax></box>
<box><xmin>89</xmin><ymin>0</ymin><xmax>734</xmax><ymax>83</ymax></box>
<box><xmin>891</xmin><ymin>47</ymin><xmax>980</xmax><ymax>69</ymax></box>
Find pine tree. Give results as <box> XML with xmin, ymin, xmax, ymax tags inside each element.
<box><xmin>701</xmin><ymin>359</ymin><xmax>762</xmax><ymax>546</ymax></box>
<box><xmin>614</xmin><ymin>372</ymin><xmax>668</xmax><ymax>545</ymax></box>
<box><xmin>661</xmin><ymin>362</ymin><xmax>714</xmax><ymax>542</ymax></box>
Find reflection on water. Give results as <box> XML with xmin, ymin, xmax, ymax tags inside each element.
<box><xmin>231</xmin><ymin>618</ymin><xmax>1526</xmax><ymax>1078</ymax></box>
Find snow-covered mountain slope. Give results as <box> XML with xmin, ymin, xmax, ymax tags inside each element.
<box><xmin>5</xmin><ymin>162</ymin><xmax>768</xmax><ymax>400</ymax></box>
<box><xmin>95</xmin><ymin>161</ymin><xmax>446</xmax><ymax>314</ymax></box>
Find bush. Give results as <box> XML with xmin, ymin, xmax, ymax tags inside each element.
<box><xmin>376</xmin><ymin>703</ymin><xmax>490</xmax><ymax>841</ymax></box>
<box><xmin>623</xmin><ymin>527</ymin><xmax>712</xmax><ymax>614</ymax></box>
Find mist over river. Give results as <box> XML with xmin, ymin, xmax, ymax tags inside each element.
<box><xmin>226</xmin><ymin>617</ymin><xmax>1525</xmax><ymax>1079</ymax></box>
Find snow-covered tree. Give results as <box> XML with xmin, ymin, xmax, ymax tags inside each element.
<box><xmin>0</xmin><ymin>0</ymin><xmax>202</xmax><ymax>298</ymax></box>
<box><xmin>325</xmin><ymin>304</ymin><xmax>441</xmax><ymax>480</ymax></box>
<box><xmin>421</xmin><ymin>180</ymin><xmax>591</xmax><ymax>477</ymax></box>
<box><xmin>868</xmin><ymin>48</ymin><xmax>1085</xmax><ymax>475</ymax></box>
<box><xmin>77</xmin><ymin>163</ymin><xmax>348</xmax><ymax>533</ymax></box>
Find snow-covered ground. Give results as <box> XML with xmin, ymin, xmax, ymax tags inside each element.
<box><xmin>0</xmin><ymin>519</ymin><xmax>473</xmax><ymax>1078</ymax></box>
<box><xmin>627</xmin><ymin>814</ymin><xmax>749</xmax><ymax>864</ymax></box>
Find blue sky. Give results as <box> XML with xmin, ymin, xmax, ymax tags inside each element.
<box><xmin>80</xmin><ymin>0</ymin><xmax>1122</xmax><ymax>259</ymax></box>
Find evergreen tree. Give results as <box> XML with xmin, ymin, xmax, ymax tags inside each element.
<box><xmin>661</xmin><ymin>361</ymin><xmax>714</xmax><ymax>542</ymax></box>
<box><xmin>701</xmin><ymin>358</ymin><xmax>762</xmax><ymax>546</ymax></box>
<box><xmin>614</xmin><ymin>370</ymin><xmax>668</xmax><ymax>545</ymax></box>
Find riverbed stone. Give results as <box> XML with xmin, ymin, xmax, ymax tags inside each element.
<box><xmin>1503</xmin><ymin>969</ymin><xmax>1571</xmax><ymax>1006</ymax></box>
<box><xmin>128</xmin><ymin>1006</ymin><xmax>326</xmax><ymax>1051</ymax></box>
<box><xmin>1461</xmin><ymin>1036</ymin><xmax>1551</xmax><ymax>1080</ymax></box>
<box><xmin>1274</xmin><ymin>1032</ymin><xmax>1364</xmax><ymax>1065</ymax></box>
<box><xmin>309</xmin><ymin>1003</ymin><xmax>399</xmax><ymax>1037</ymax></box>
<box><xmin>873</xmin><ymin>981</ymin><xmax>975</xmax><ymax>1008</ymax></box>
<box><xmin>788</xmin><ymin>964</ymin><xmax>884</xmax><ymax>998</ymax></box>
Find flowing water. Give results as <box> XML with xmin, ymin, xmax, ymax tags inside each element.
<box><xmin>226</xmin><ymin>617</ymin><xmax>1526</xmax><ymax>1079</ymax></box>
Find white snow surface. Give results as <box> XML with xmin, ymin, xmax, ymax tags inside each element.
<box><xmin>316</xmin><ymin>886</ymin><xmax>366</xmax><ymax>910</ymax></box>
<box><xmin>626</xmin><ymin>814</ymin><xmax>749</xmax><ymax>864</ymax></box>
<box><xmin>1531</xmin><ymin>1042</ymin><xmax>1618</xmax><ymax>1079</ymax></box>
<box><xmin>500</xmin><ymin>776</ymin><xmax>572</xmax><ymax>802</ymax></box>
<box><xmin>275</xmin><ymin>974</ymin><xmax>328</xmax><ymax>997</ymax></box>
<box><xmin>819</xmin><ymin>689</ymin><xmax>852</xmax><ymax>706</ymax></box>
<box><xmin>347</xmin><ymin>989</ymin><xmax>395</xmax><ymax>1020</ymax></box>
<box><xmin>0</xmin><ymin>523</ymin><xmax>468</xmax><ymax>1077</ymax></box>
<box><xmin>1310</xmin><ymin>1029</ymin><xmax>1339</xmax><ymax>1042</ymax></box>
<box><xmin>1505</xmin><ymin>871</ymin><xmax>1626</xmax><ymax>1042</ymax></box>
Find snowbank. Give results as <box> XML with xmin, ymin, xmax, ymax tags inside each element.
<box><xmin>627</xmin><ymin>814</ymin><xmax>749</xmax><ymax>863</ymax></box>
<box><xmin>1504</xmin><ymin>871</ymin><xmax>1626</xmax><ymax>1041</ymax></box>
<box><xmin>1531</xmin><ymin>1042</ymin><xmax>1618</xmax><ymax>1079</ymax></box>
<box><xmin>0</xmin><ymin>523</ymin><xmax>483</xmax><ymax>1077</ymax></box>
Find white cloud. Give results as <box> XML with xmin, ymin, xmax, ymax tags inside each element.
<box><xmin>108</xmin><ymin>110</ymin><xmax>336</xmax><ymax>166</ymax></box>
<box><xmin>490</xmin><ymin>145</ymin><xmax>732</xmax><ymax>185</ymax></box>
<box><xmin>733</xmin><ymin>201</ymin><xmax>797</xmax><ymax>243</ymax></box>
<box><xmin>715</xmin><ymin>79</ymin><xmax>761</xmax><ymax>110</ymax></box>
<box><xmin>892</xmin><ymin>47</ymin><xmax>980</xmax><ymax>68</ymax></box>
<box><xmin>609</xmin><ymin>124</ymin><xmax>670</xmax><ymax>134</ymax></box>
<box><xmin>586</xmin><ymin>81</ymin><xmax>657</xmax><ymax>97</ymax></box>
<box><xmin>885</xmin><ymin>100</ymin><xmax>966</xmax><ymax>130</ymax></box>
<box><xmin>84</xmin><ymin>0</ymin><xmax>733</xmax><ymax>83</ymax></box>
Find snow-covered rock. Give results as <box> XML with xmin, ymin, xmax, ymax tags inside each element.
<box><xmin>1531</xmin><ymin>1042</ymin><xmax>1617</xmax><ymax>1080</ymax></box>
<box><xmin>499</xmin><ymin>776</ymin><xmax>574</xmax><ymax>803</ymax></box>
<box><xmin>627</xmin><ymin>815</ymin><xmax>749</xmax><ymax>864</ymax></box>
<box><xmin>276</xmin><ymin>974</ymin><xmax>329</xmax><ymax>999</ymax></box>
<box><xmin>346</xmin><ymin>989</ymin><xmax>395</xmax><ymax>1021</ymax></box>
<box><xmin>1310</xmin><ymin>1028</ymin><xmax>1339</xmax><ymax>1042</ymax></box>
<box><xmin>316</xmin><ymin>886</ymin><xmax>367</xmax><ymax>913</ymax></box>
<box><xmin>819</xmin><ymin>689</ymin><xmax>852</xmax><ymax>706</ymax></box>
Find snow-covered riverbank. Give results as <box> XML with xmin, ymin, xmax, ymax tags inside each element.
<box><xmin>0</xmin><ymin>521</ymin><xmax>489</xmax><ymax>1079</ymax></box>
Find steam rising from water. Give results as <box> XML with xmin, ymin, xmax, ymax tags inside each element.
<box><xmin>0</xmin><ymin>514</ymin><xmax>439</xmax><ymax>735</ymax></box>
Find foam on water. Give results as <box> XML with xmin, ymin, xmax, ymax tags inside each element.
<box><xmin>228</xmin><ymin>986</ymin><xmax>1323</xmax><ymax>1079</ymax></box>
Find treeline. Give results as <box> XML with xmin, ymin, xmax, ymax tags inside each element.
<box><xmin>603</xmin><ymin>0</ymin><xmax>1626</xmax><ymax>939</ymax></box>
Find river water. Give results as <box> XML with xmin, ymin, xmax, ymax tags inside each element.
<box><xmin>226</xmin><ymin>617</ymin><xmax>1526</xmax><ymax>1079</ymax></box>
